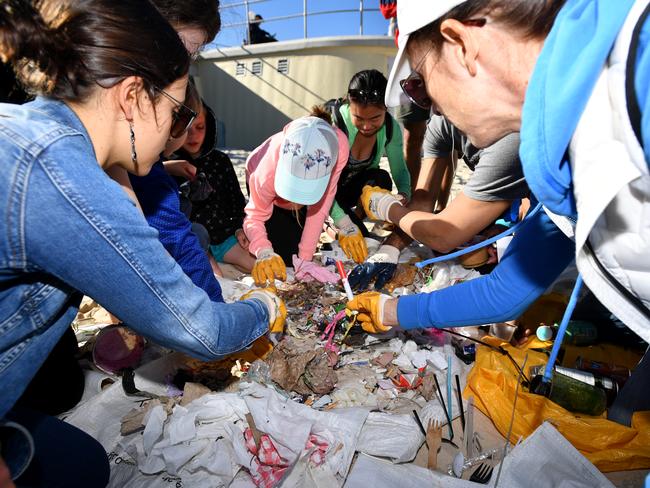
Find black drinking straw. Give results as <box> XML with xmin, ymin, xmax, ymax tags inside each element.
<box><xmin>455</xmin><ymin>374</ymin><xmax>466</xmax><ymax>432</ymax></box>
<box><xmin>433</xmin><ymin>373</ymin><xmax>454</xmax><ymax>441</ymax></box>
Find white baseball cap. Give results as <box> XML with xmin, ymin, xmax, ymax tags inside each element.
<box><xmin>274</xmin><ymin>116</ymin><xmax>339</xmax><ymax>205</ymax></box>
<box><xmin>385</xmin><ymin>0</ymin><xmax>466</xmax><ymax>108</ymax></box>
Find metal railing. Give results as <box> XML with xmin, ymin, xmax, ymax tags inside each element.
<box><xmin>220</xmin><ymin>0</ymin><xmax>380</xmax><ymax>45</ymax></box>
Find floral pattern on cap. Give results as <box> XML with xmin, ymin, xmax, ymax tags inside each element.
<box><xmin>282</xmin><ymin>141</ymin><xmax>332</xmax><ymax>172</ymax></box>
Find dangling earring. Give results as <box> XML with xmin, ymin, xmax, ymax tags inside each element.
<box><xmin>129</xmin><ymin>122</ymin><xmax>138</xmax><ymax>164</ymax></box>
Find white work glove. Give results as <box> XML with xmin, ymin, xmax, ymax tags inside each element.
<box><xmin>240</xmin><ymin>288</ymin><xmax>287</xmax><ymax>333</ymax></box>
<box><xmin>360</xmin><ymin>185</ymin><xmax>403</xmax><ymax>222</ymax></box>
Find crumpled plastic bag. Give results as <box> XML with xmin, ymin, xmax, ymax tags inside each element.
<box><xmin>418</xmin><ymin>261</ymin><xmax>480</xmax><ymax>294</ymax></box>
<box><xmin>241</xmin><ymin>382</ymin><xmax>369</xmax><ymax>484</ymax></box>
<box><xmin>123</xmin><ymin>393</ymin><xmax>249</xmax><ymax>478</ymax></box>
<box><xmin>466</xmin><ymin>343</ymin><xmax>650</xmax><ymax>472</ymax></box>
<box><xmin>179</xmin><ymin>172</ymin><xmax>213</xmax><ymax>202</ymax></box>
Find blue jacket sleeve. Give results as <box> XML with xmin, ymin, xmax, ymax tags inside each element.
<box><xmin>635</xmin><ymin>13</ymin><xmax>650</xmax><ymax>165</ymax></box>
<box><xmin>26</xmin><ymin>150</ymin><xmax>266</xmax><ymax>361</ymax></box>
<box><xmin>397</xmin><ymin>209</ymin><xmax>575</xmax><ymax>328</ymax></box>
<box><xmin>130</xmin><ymin>163</ymin><xmax>223</xmax><ymax>303</ymax></box>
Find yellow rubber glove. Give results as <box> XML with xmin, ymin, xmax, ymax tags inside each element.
<box><xmin>346</xmin><ymin>291</ymin><xmax>392</xmax><ymax>334</ymax></box>
<box><xmin>252</xmin><ymin>248</ymin><xmax>287</xmax><ymax>286</ymax></box>
<box><xmin>336</xmin><ymin>215</ymin><xmax>368</xmax><ymax>263</ymax></box>
<box><xmin>339</xmin><ymin>232</ymin><xmax>368</xmax><ymax>264</ymax></box>
<box><xmin>240</xmin><ymin>288</ymin><xmax>287</xmax><ymax>333</ymax></box>
<box><xmin>360</xmin><ymin>185</ymin><xmax>402</xmax><ymax>222</ymax></box>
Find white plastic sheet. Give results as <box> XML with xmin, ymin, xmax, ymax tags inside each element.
<box><xmin>344</xmin><ymin>454</ymin><xmax>475</xmax><ymax>488</ymax></box>
<box><xmin>356</xmin><ymin>412</ymin><xmax>424</xmax><ymax>463</ymax></box>
<box><xmin>488</xmin><ymin>422</ymin><xmax>615</xmax><ymax>488</ymax></box>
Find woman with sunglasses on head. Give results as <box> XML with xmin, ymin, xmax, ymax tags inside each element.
<box><xmin>0</xmin><ymin>1</ymin><xmax>284</xmax><ymax>485</ymax></box>
<box><xmin>348</xmin><ymin>0</ymin><xmax>650</xmax><ymax>425</ymax></box>
<box><xmin>328</xmin><ymin>69</ymin><xmax>411</xmax><ymax>265</ymax></box>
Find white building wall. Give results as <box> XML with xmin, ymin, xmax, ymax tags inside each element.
<box><xmin>194</xmin><ymin>36</ymin><xmax>396</xmax><ymax>149</ymax></box>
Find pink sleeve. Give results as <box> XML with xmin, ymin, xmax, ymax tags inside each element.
<box><xmin>297</xmin><ymin>128</ymin><xmax>350</xmax><ymax>260</ymax></box>
<box><xmin>243</xmin><ymin>135</ymin><xmax>281</xmax><ymax>258</ymax></box>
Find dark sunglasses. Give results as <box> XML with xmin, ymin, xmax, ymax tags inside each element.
<box><xmin>156</xmin><ymin>87</ymin><xmax>197</xmax><ymax>139</ymax></box>
<box><xmin>400</xmin><ymin>72</ymin><xmax>431</xmax><ymax>110</ymax></box>
<box><xmin>347</xmin><ymin>88</ymin><xmax>386</xmax><ymax>105</ymax></box>
<box><xmin>400</xmin><ymin>17</ymin><xmax>487</xmax><ymax>110</ymax></box>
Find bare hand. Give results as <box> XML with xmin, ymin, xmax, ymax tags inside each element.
<box><xmin>235</xmin><ymin>229</ymin><xmax>250</xmax><ymax>250</ymax></box>
<box><xmin>163</xmin><ymin>160</ymin><xmax>197</xmax><ymax>181</ymax></box>
<box><xmin>208</xmin><ymin>254</ymin><xmax>224</xmax><ymax>277</ymax></box>
<box><xmin>406</xmin><ymin>189</ymin><xmax>435</xmax><ymax>213</ymax></box>
<box><xmin>0</xmin><ymin>456</ymin><xmax>15</xmax><ymax>488</ymax></box>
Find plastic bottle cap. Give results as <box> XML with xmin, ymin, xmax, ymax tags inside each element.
<box><xmin>536</xmin><ymin>325</ymin><xmax>553</xmax><ymax>342</ymax></box>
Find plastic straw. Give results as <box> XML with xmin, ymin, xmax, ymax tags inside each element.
<box><xmin>455</xmin><ymin>375</ymin><xmax>466</xmax><ymax>432</ymax></box>
<box><xmin>446</xmin><ymin>355</ymin><xmax>453</xmax><ymax>438</ymax></box>
<box><xmin>542</xmin><ymin>275</ymin><xmax>584</xmax><ymax>383</ymax></box>
<box><xmin>415</xmin><ymin>203</ymin><xmax>542</xmax><ymax>268</ymax></box>
<box><xmin>433</xmin><ymin>373</ymin><xmax>453</xmax><ymax>441</ymax></box>
<box><xmin>335</xmin><ymin>260</ymin><xmax>354</xmax><ymax>301</ymax></box>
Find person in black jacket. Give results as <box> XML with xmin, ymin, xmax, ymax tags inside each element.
<box><xmin>247</xmin><ymin>14</ymin><xmax>277</xmax><ymax>44</ymax></box>
<box><xmin>176</xmin><ymin>101</ymin><xmax>256</xmax><ymax>273</ymax></box>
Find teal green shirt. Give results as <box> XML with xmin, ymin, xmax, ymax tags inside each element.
<box><xmin>330</xmin><ymin>103</ymin><xmax>411</xmax><ymax>223</ymax></box>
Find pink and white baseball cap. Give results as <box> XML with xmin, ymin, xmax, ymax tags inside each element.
<box><xmin>385</xmin><ymin>0</ymin><xmax>466</xmax><ymax>108</ymax></box>
<box><xmin>275</xmin><ymin>116</ymin><xmax>339</xmax><ymax>205</ymax></box>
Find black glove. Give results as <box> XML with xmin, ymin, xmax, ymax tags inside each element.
<box><xmin>347</xmin><ymin>245</ymin><xmax>400</xmax><ymax>291</ymax></box>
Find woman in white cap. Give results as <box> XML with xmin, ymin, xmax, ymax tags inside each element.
<box><xmin>244</xmin><ymin>110</ymin><xmax>350</xmax><ymax>285</ymax></box>
<box><xmin>348</xmin><ymin>0</ymin><xmax>650</xmax><ymax>425</ymax></box>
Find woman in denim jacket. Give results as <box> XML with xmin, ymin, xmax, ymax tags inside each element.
<box><xmin>0</xmin><ymin>1</ymin><xmax>284</xmax><ymax>485</ymax></box>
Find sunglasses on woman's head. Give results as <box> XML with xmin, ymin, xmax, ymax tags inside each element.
<box><xmin>347</xmin><ymin>88</ymin><xmax>386</xmax><ymax>105</ymax></box>
<box><xmin>156</xmin><ymin>87</ymin><xmax>197</xmax><ymax>139</ymax></box>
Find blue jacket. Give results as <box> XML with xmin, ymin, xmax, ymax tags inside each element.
<box><xmin>399</xmin><ymin>0</ymin><xmax>650</xmax><ymax>329</ymax></box>
<box><xmin>130</xmin><ymin>162</ymin><xmax>224</xmax><ymax>302</ymax></box>
<box><xmin>0</xmin><ymin>98</ymin><xmax>268</xmax><ymax>418</ymax></box>
<box><xmin>520</xmin><ymin>0</ymin><xmax>648</xmax><ymax>217</ymax></box>
<box><xmin>397</xmin><ymin>207</ymin><xmax>575</xmax><ymax>328</ymax></box>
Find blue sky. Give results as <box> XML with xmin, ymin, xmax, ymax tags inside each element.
<box><xmin>210</xmin><ymin>0</ymin><xmax>392</xmax><ymax>48</ymax></box>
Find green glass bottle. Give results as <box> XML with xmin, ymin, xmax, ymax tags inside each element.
<box><xmin>548</xmin><ymin>370</ymin><xmax>607</xmax><ymax>416</ymax></box>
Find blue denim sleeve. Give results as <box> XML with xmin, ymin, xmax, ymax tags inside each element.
<box><xmin>27</xmin><ymin>149</ymin><xmax>267</xmax><ymax>360</ymax></box>
<box><xmin>397</xmin><ymin>209</ymin><xmax>575</xmax><ymax>328</ymax></box>
<box><xmin>130</xmin><ymin>163</ymin><xmax>223</xmax><ymax>303</ymax></box>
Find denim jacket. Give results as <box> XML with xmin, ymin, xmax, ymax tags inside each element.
<box><xmin>0</xmin><ymin>98</ymin><xmax>269</xmax><ymax>418</ymax></box>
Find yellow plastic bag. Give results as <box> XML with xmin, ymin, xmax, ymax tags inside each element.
<box><xmin>466</xmin><ymin>343</ymin><xmax>650</xmax><ymax>472</ymax></box>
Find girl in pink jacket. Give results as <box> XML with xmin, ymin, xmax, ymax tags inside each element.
<box><xmin>244</xmin><ymin>112</ymin><xmax>349</xmax><ymax>285</ymax></box>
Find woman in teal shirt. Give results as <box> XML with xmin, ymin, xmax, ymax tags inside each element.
<box><xmin>329</xmin><ymin>69</ymin><xmax>411</xmax><ymax>264</ymax></box>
